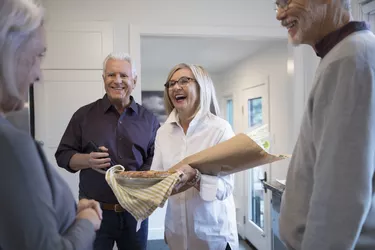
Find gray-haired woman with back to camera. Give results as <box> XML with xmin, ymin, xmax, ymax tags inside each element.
<box><xmin>0</xmin><ymin>0</ymin><xmax>102</xmax><ymax>249</ymax></box>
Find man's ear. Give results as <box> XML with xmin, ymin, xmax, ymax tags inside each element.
<box><xmin>102</xmin><ymin>74</ymin><xmax>105</xmax><ymax>81</ymax></box>
<box><xmin>133</xmin><ymin>75</ymin><xmax>137</xmax><ymax>88</ymax></box>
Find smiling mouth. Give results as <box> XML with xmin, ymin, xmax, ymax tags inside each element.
<box><xmin>286</xmin><ymin>20</ymin><xmax>297</xmax><ymax>30</ymax></box>
<box><xmin>175</xmin><ymin>94</ymin><xmax>186</xmax><ymax>101</ymax></box>
<box><xmin>111</xmin><ymin>87</ymin><xmax>125</xmax><ymax>91</ymax></box>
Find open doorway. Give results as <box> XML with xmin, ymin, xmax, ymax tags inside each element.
<box><xmin>140</xmin><ymin>35</ymin><xmax>277</xmax><ymax>121</ymax></box>
<box><xmin>140</xmin><ymin>31</ymin><xmax>289</xmax><ymax>250</ymax></box>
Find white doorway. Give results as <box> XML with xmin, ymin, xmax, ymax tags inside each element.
<box><xmin>139</xmin><ymin>34</ymin><xmax>282</xmax><ymax>242</ymax></box>
<box><xmin>242</xmin><ymin>82</ymin><xmax>271</xmax><ymax>250</ymax></box>
<box><xmin>132</xmin><ymin>24</ymin><xmax>295</xmax><ymax>248</ymax></box>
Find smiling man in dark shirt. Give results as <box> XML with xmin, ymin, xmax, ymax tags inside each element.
<box><xmin>55</xmin><ymin>52</ymin><xmax>160</xmax><ymax>250</ymax></box>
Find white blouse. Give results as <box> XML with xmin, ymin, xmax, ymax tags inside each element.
<box><xmin>151</xmin><ymin>109</ymin><xmax>239</xmax><ymax>250</ymax></box>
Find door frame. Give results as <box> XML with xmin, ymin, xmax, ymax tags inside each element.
<box><xmin>221</xmin><ymin>92</ymin><xmax>248</xmax><ymax>237</ymax></box>
<box><xmin>128</xmin><ymin>23</ymin><xmax>314</xmax><ymax>243</ymax></box>
<box><xmin>241</xmin><ymin>81</ymin><xmax>272</xmax><ymax>250</ymax></box>
<box><xmin>221</xmin><ymin>93</ymin><xmax>235</xmax><ymax>126</ymax></box>
<box><xmin>128</xmin><ymin>24</ymin><xmax>287</xmax><ymax>103</ymax></box>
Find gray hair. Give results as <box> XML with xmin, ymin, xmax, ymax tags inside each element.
<box><xmin>164</xmin><ymin>63</ymin><xmax>220</xmax><ymax>117</ymax></box>
<box><xmin>102</xmin><ymin>52</ymin><xmax>137</xmax><ymax>78</ymax></box>
<box><xmin>0</xmin><ymin>0</ymin><xmax>44</xmax><ymax>113</ymax></box>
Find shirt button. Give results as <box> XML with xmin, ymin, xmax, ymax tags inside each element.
<box><xmin>119</xmin><ymin>137</ymin><xmax>122</xmax><ymax>141</ymax></box>
<box><xmin>119</xmin><ymin>121</ymin><xmax>122</xmax><ymax>124</ymax></box>
<box><xmin>119</xmin><ymin>155</ymin><xmax>123</xmax><ymax>159</ymax></box>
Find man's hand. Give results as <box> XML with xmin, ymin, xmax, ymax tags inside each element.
<box><xmin>88</xmin><ymin>146</ymin><xmax>111</xmax><ymax>169</ymax></box>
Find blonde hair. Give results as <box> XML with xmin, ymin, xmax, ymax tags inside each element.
<box><xmin>0</xmin><ymin>0</ymin><xmax>44</xmax><ymax>113</ymax></box>
<box><xmin>163</xmin><ymin>63</ymin><xmax>220</xmax><ymax>117</ymax></box>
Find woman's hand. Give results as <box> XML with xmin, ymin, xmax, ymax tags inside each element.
<box><xmin>172</xmin><ymin>164</ymin><xmax>197</xmax><ymax>191</ymax></box>
<box><xmin>77</xmin><ymin>198</ymin><xmax>102</xmax><ymax>220</ymax></box>
<box><xmin>76</xmin><ymin>208</ymin><xmax>102</xmax><ymax>231</ymax></box>
<box><xmin>76</xmin><ymin>199</ymin><xmax>102</xmax><ymax>231</ymax></box>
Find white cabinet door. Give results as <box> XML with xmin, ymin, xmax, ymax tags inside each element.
<box><xmin>34</xmin><ymin>70</ymin><xmax>105</xmax><ymax>199</ymax></box>
<box><xmin>34</xmin><ymin>22</ymin><xmax>113</xmax><ymax>199</ymax></box>
<box><xmin>41</xmin><ymin>22</ymin><xmax>113</xmax><ymax>70</ymax></box>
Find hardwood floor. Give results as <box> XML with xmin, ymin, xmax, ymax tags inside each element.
<box><xmin>146</xmin><ymin>239</ymin><xmax>256</xmax><ymax>250</ymax></box>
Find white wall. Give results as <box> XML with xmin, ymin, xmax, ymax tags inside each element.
<box><xmin>42</xmin><ymin>0</ymin><xmax>283</xmax><ymax>103</ymax></box>
<box><xmin>141</xmin><ymin>70</ymin><xmax>168</xmax><ymax>91</ymax></box>
<box><xmin>213</xmin><ymin>38</ymin><xmax>323</xmax><ymax>238</ymax></box>
<box><xmin>140</xmin><ymin>70</ymin><xmax>167</xmax><ymax>240</ymax></box>
<box><xmin>370</xmin><ymin>15</ymin><xmax>375</xmax><ymax>33</ymax></box>
<box><xmin>213</xmin><ymin>41</ymin><xmax>294</xmax><ymax>236</ymax></box>
<box><xmin>216</xmin><ymin>41</ymin><xmax>294</xmax><ymax>180</ymax></box>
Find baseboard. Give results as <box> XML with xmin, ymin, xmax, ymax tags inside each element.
<box><xmin>148</xmin><ymin>227</ymin><xmax>247</xmax><ymax>242</ymax></box>
<box><xmin>237</xmin><ymin>223</ymin><xmax>245</xmax><ymax>239</ymax></box>
<box><xmin>148</xmin><ymin>228</ymin><xmax>164</xmax><ymax>240</ymax></box>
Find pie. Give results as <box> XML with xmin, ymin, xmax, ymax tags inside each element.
<box><xmin>119</xmin><ymin>170</ymin><xmax>176</xmax><ymax>178</ymax></box>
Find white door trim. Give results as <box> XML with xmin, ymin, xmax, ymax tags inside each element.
<box><xmin>241</xmin><ymin>81</ymin><xmax>272</xmax><ymax>250</ymax></box>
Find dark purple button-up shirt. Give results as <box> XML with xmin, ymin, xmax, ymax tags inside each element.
<box><xmin>55</xmin><ymin>95</ymin><xmax>160</xmax><ymax>203</ymax></box>
<box><xmin>315</xmin><ymin>21</ymin><xmax>370</xmax><ymax>58</ymax></box>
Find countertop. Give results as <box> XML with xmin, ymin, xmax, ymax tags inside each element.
<box><xmin>263</xmin><ymin>180</ymin><xmax>285</xmax><ymax>198</ymax></box>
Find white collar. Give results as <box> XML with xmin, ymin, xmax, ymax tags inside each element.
<box><xmin>165</xmin><ymin>108</ymin><xmax>207</xmax><ymax>127</ymax></box>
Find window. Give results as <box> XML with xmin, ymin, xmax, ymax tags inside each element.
<box><xmin>248</xmin><ymin>97</ymin><xmax>263</xmax><ymax>127</ymax></box>
<box><xmin>351</xmin><ymin>0</ymin><xmax>375</xmax><ymax>26</ymax></box>
<box><xmin>358</xmin><ymin>0</ymin><xmax>375</xmax><ymax>33</ymax></box>
<box><xmin>226</xmin><ymin>99</ymin><xmax>234</xmax><ymax>128</ymax></box>
<box><xmin>360</xmin><ymin>0</ymin><xmax>375</xmax><ymax>15</ymax></box>
<box><xmin>246</xmin><ymin>96</ymin><xmax>264</xmax><ymax>229</ymax></box>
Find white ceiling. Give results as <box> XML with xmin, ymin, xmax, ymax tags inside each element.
<box><xmin>141</xmin><ymin>36</ymin><xmax>283</xmax><ymax>75</ymax></box>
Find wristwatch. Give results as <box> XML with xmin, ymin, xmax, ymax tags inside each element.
<box><xmin>187</xmin><ymin>169</ymin><xmax>201</xmax><ymax>186</ymax></box>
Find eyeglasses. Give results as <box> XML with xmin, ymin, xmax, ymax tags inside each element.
<box><xmin>164</xmin><ymin>76</ymin><xmax>196</xmax><ymax>89</ymax></box>
<box><xmin>275</xmin><ymin>0</ymin><xmax>290</xmax><ymax>13</ymax></box>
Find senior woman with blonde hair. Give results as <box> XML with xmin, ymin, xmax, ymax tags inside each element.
<box><xmin>151</xmin><ymin>63</ymin><xmax>239</xmax><ymax>250</ymax></box>
<box><xmin>0</xmin><ymin>0</ymin><xmax>102</xmax><ymax>249</ymax></box>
